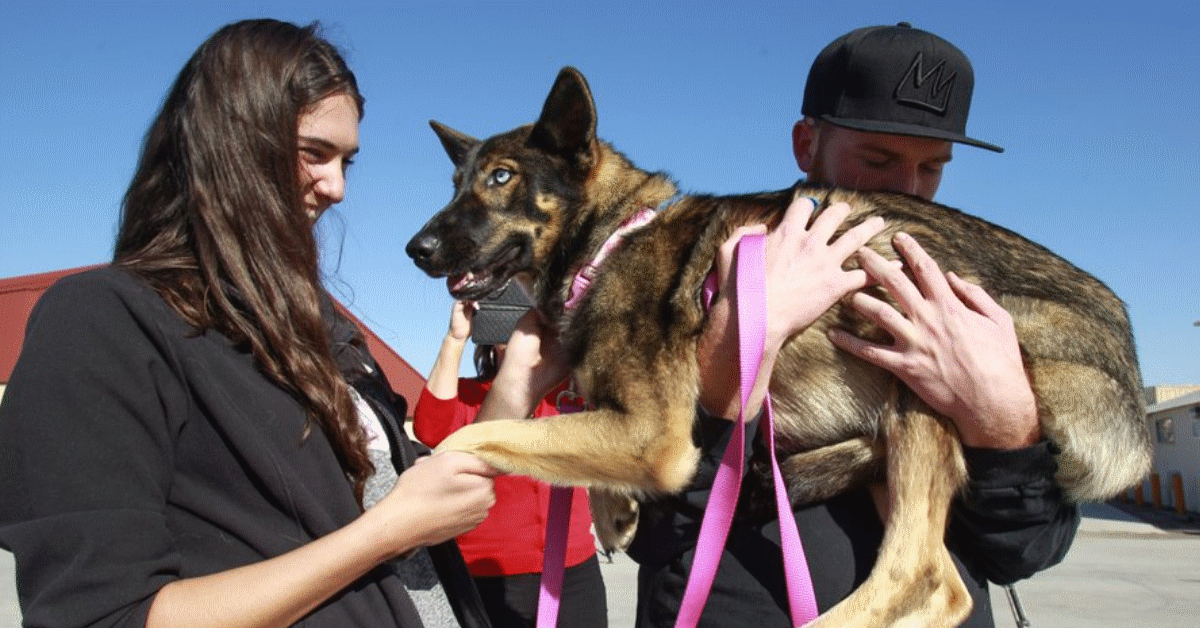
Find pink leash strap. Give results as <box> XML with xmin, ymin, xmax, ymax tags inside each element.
<box><xmin>537</xmin><ymin>391</ymin><xmax>587</xmax><ymax>628</ymax></box>
<box><xmin>674</xmin><ymin>233</ymin><xmax>819</xmax><ymax>627</ymax></box>
<box><xmin>535</xmin><ymin>485</ymin><xmax>573</xmax><ymax>628</ymax></box>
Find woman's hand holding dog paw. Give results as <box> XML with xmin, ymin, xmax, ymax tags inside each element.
<box><xmin>369</xmin><ymin>451</ymin><xmax>499</xmax><ymax>555</ymax></box>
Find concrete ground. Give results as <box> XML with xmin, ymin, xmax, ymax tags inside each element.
<box><xmin>0</xmin><ymin>550</ymin><xmax>14</xmax><ymax>628</ymax></box>
<box><xmin>980</xmin><ymin>501</ymin><xmax>1200</xmax><ymax>628</ymax></box>
<box><xmin>600</xmin><ymin>500</ymin><xmax>1200</xmax><ymax>628</ymax></box>
<box><xmin>3</xmin><ymin>501</ymin><xmax>1197</xmax><ymax>627</ymax></box>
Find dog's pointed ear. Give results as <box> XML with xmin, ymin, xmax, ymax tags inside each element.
<box><xmin>530</xmin><ymin>67</ymin><xmax>597</xmax><ymax>171</ymax></box>
<box><xmin>430</xmin><ymin>120</ymin><xmax>480</xmax><ymax>167</ymax></box>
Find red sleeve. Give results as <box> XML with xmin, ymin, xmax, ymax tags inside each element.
<box><xmin>411</xmin><ymin>379</ymin><xmax>490</xmax><ymax>447</ymax></box>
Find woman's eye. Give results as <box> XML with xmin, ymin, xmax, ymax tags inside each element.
<box><xmin>300</xmin><ymin>147</ymin><xmax>329</xmax><ymax>164</ymax></box>
<box><xmin>488</xmin><ymin>168</ymin><xmax>512</xmax><ymax>186</ymax></box>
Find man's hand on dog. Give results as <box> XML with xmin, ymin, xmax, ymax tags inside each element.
<box><xmin>698</xmin><ymin>195</ymin><xmax>887</xmax><ymax>421</ymax></box>
<box><xmin>829</xmin><ymin>233</ymin><xmax>1041</xmax><ymax>449</ymax></box>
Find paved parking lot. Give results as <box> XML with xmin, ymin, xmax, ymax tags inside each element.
<box><xmin>4</xmin><ymin>502</ymin><xmax>1197</xmax><ymax>626</ymax></box>
<box><xmin>980</xmin><ymin>502</ymin><xmax>1199</xmax><ymax>628</ymax></box>
<box><xmin>1</xmin><ymin>550</ymin><xmax>15</xmax><ymax>628</ymax></box>
<box><xmin>598</xmin><ymin>502</ymin><xmax>1200</xmax><ymax>628</ymax></box>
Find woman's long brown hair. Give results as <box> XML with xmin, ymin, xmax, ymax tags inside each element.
<box><xmin>114</xmin><ymin>19</ymin><xmax>373</xmax><ymax>504</ymax></box>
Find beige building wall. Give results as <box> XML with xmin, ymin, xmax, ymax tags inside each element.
<box><xmin>1144</xmin><ymin>385</ymin><xmax>1200</xmax><ymax>405</ymax></box>
<box><xmin>1144</xmin><ymin>391</ymin><xmax>1200</xmax><ymax>513</ymax></box>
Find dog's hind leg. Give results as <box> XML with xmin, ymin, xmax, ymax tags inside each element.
<box><xmin>590</xmin><ymin>489</ymin><xmax>640</xmax><ymax>551</ymax></box>
<box><xmin>778</xmin><ymin>437</ymin><xmax>886</xmax><ymax>505</ymax></box>
<box><xmin>808</xmin><ymin>404</ymin><xmax>970</xmax><ymax>628</ymax></box>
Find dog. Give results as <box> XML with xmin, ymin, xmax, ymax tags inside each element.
<box><xmin>406</xmin><ymin>67</ymin><xmax>1151</xmax><ymax>627</ymax></box>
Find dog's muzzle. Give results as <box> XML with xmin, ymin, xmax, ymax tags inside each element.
<box><xmin>405</xmin><ymin>232</ymin><xmax>443</xmax><ymax>272</ymax></box>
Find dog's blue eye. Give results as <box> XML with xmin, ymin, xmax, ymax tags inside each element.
<box><xmin>488</xmin><ymin>168</ymin><xmax>512</xmax><ymax>186</ymax></box>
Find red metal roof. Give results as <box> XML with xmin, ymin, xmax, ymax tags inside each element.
<box><xmin>0</xmin><ymin>266</ymin><xmax>100</xmax><ymax>386</ymax></box>
<box><xmin>0</xmin><ymin>266</ymin><xmax>425</xmax><ymax>416</ymax></box>
<box><xmin>331</xmin><ymin>301</ymin><xmax>426</xmax><ymax>415</ymax></box>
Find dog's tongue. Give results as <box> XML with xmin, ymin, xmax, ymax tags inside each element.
<box><xmin>448</xmin><ymin>272</ymin><xmax>477</xmax><ymax>293</ymax></box>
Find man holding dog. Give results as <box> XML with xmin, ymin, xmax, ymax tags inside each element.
<box><xmin>628</xmin><ymin>23</ymin><xmax>1079</xmax><ymax>627</ymax></box>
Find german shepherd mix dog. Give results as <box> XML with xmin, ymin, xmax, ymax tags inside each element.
<box><xmin>406</xmin><ymin>67</ymin><xmax>1150</xmax><ymax>627</ymax></box>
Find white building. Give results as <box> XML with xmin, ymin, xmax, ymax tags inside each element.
<box><xmin>1144</xmin><ymin>389</ymin><xmax>1200</xmax><ymax>513</ymax></box>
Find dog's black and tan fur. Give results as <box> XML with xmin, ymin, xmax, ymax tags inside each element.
<box><xmin>406</xmin><ymin>67</ymin><xmax>1151</xmax><ymax>627</ymax></box>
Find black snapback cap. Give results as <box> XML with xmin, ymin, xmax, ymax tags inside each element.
<box><xmin>802</xmin><ymin>22</ymin><xmax>1003</xmax><ymax>153</ymax></box>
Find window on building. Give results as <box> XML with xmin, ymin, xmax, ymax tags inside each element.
<box><xmin>1156</xmin><ymin>418</ymin><xmax>1175</xmax><ymax>444</ymax></box>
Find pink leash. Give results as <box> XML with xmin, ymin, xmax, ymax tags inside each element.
<box><xmin>537</xmin><ymin>392</ymin><xmax>583</xmax><ymax>628</ymax></box>
<box><xmin>539</xmin><ymin>207</ymin><xmax>659</xmax><ymax>628</ymax></box>
<box><xmin>538</xmin><ymin>217</ymin><xmax>819</xmax><ymax>626</ymax></box>
<box><xmin>536</xmin><ymin>485</ymin><xmax>573</xmax><ymax>628</ymax></box>
<box><xmin>674</xmin><ymin>234</ymin><xmax>819</xmax><ymax>627</ymax></box>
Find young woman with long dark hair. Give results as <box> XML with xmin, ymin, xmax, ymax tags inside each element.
<box><xmin>0</xmin><ymin>19</ymin><xmax>556</xmax><ymax>628</ymax></box>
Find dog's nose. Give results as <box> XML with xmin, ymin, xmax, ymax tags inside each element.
<box><xmin>406</xmin><ymin>232</ymin><xmax>441</xmax><ymax>263</ymax></box>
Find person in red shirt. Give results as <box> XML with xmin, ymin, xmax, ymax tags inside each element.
<box><xmin>413</xmin><ymin>300</ymin><xmax>607</xmax><ymax>628</ymax></box>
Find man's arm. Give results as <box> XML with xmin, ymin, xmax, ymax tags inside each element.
<box><xmin>830</xmin><ymin>232</ymin><xmax>1078</xmax><ymax>580</ymax></box>
<box><xmin>635</xmin><ymin>194</ymin><xmax>883</xmax><ymax>569</ymax></box>
<box><xmin>952</xmin><ymin>443</ymin><xmax>1080</xmax><ymax>583</ymax></box>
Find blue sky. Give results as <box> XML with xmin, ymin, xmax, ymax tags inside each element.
<box><xmin>2</xmin><ymin>1</ymin><xmax>1197</xmax><ymax>386</ymax></box>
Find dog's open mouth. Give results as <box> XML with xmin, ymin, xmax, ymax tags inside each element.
<box><xmin>446</xmin><ymin>242</ymin><xmax>527</xmax><ymax>301</ymax></box>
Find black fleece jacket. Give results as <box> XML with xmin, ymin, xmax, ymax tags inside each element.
<box><xmin>628</xmin><ymin>408</ymin><xmax>1079</xmax><ymax>628</ymax></box>
<box><xmin>0</xmin><ymin>266</ymin><xmax>489</xmax><ymax>628</ymax></box>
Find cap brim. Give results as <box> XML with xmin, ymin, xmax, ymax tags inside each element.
<box><xmin>821</xmin><ymin>115</ymin><xmax>1004</xmax><ymax>153</ymax></box>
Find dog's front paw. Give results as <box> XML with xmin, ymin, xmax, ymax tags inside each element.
<box><xmin>433</xmin><ymin>427</ymin><xmax>479</xmax><ymax>454</ymax></box>
<box><xmin>432</xmin><ymin>422</ymin><xmax>516</xmax><ymax>474</ymax></box>
<box><xmin>589</xmin><ymin>489</ymin><xmax>640</xmax><ymax>552</ymax></box>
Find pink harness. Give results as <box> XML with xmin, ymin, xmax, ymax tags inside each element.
<box><xmin>537</xmin><ymin>220</ymin><xmax>818</xmax><ymax>627</ymax></box>
<box><xmin>563</xmin><ymin>206</ymin><xmax>659</xmax><ymax>310</ymax></box>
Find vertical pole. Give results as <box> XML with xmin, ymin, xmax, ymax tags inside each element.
<box><xmin>1171</xmin><ymin>473</ymin><xmax>1186</xmax><ymax>515</ymax></box>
